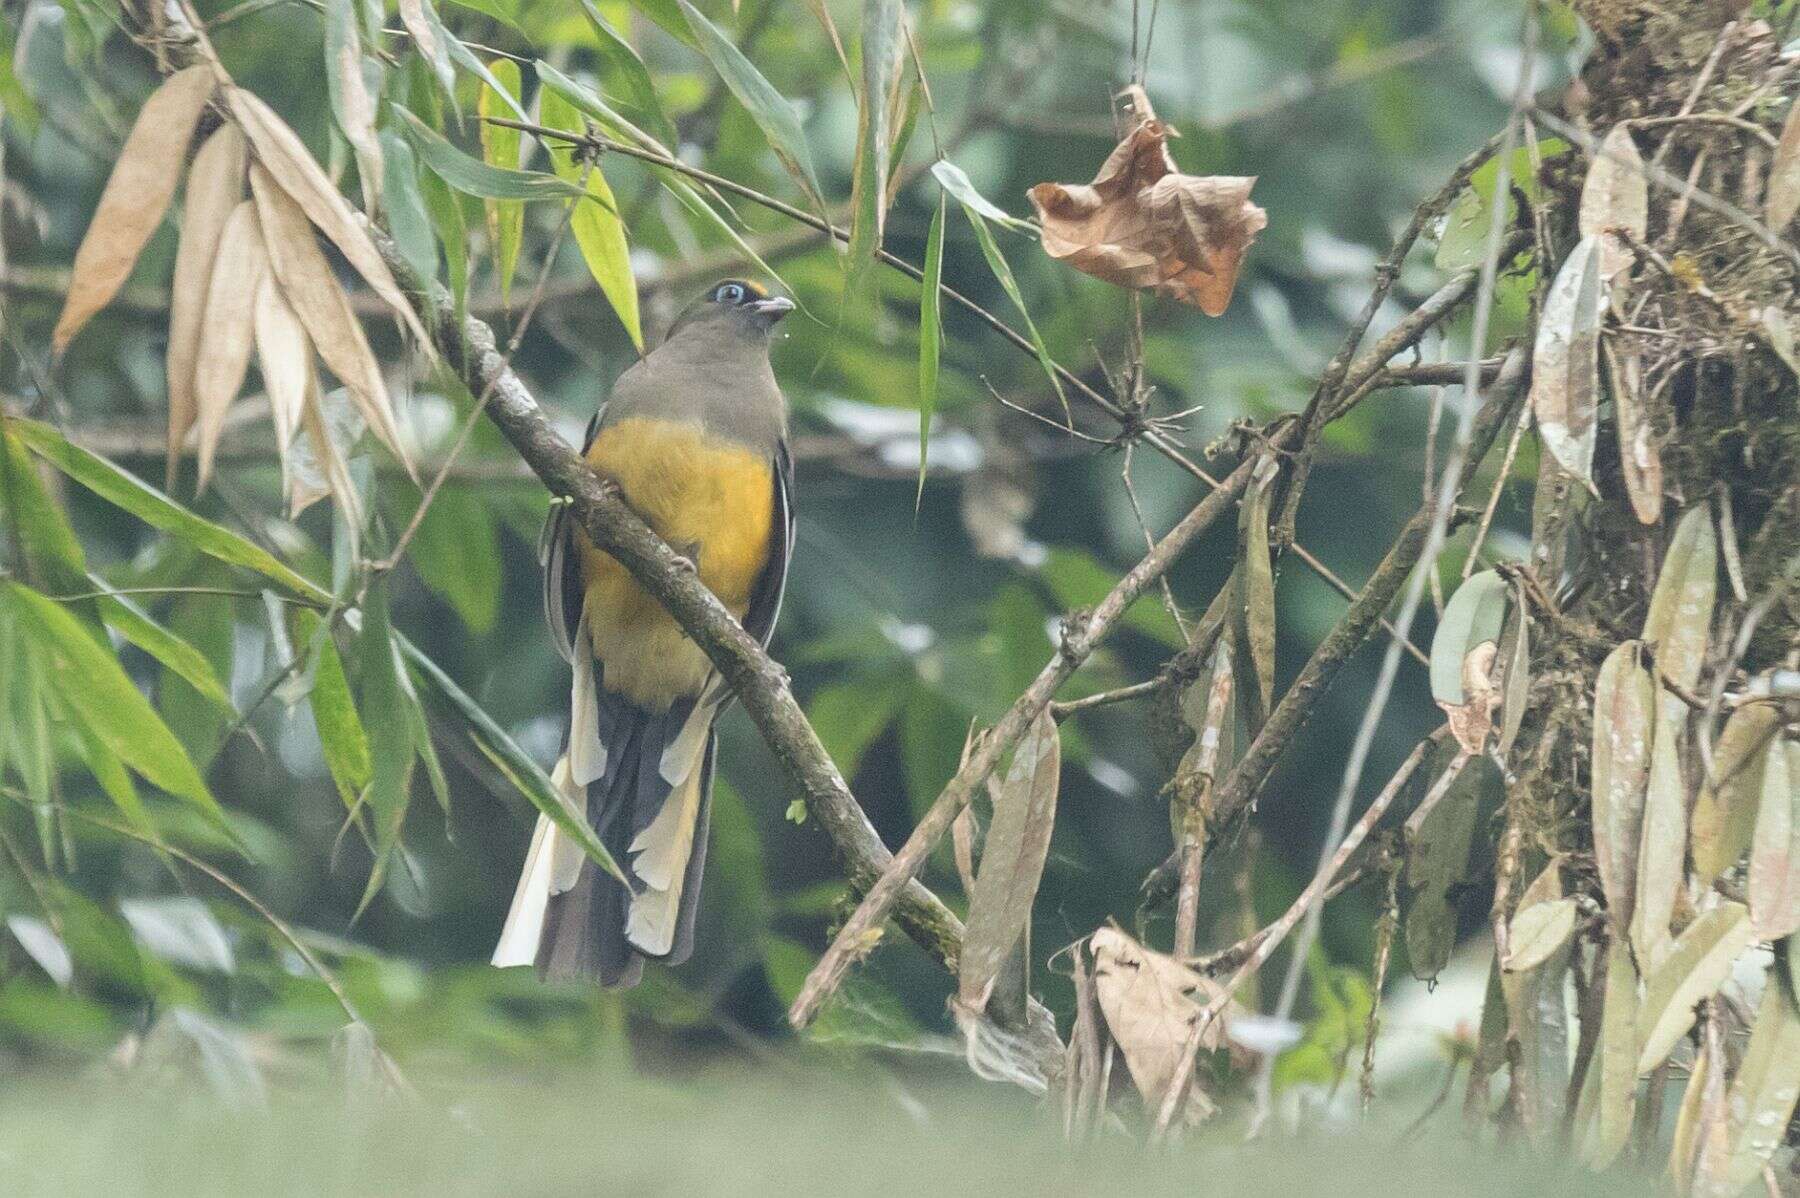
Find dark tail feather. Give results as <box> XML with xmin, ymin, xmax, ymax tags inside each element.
<box><xmin>537</xmin><ymin>705</ymin><xmax>714</xmax><ymax>988</ymax></box>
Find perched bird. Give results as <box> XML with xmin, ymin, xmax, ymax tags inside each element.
<box><xmin>492</xmin><ymin>279</ymin><xmax>796</xmax><ymax>987</ymax></box>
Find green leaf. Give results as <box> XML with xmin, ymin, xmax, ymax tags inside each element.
<box><xmin>476</xmin><ymin>59</ymin><xmax>524</xmax><ymax>308</ymax></box>
<box><xmin>397</xmin><ymin>0</ymin><xmax>456</xmax><ymax>97</ymax></box>
<box><xmin>397</xmin><ymin>633</ymin><xmax>624</xmax><ymax>883</ymax></box>
<box><xmin>90</xmin><ymin>579</ymin><xmax>232</xmax><ymax>709</ymax></box>
<box><xmin>1636</xmin><ymin>902</ymin><xmax>1753</xmax><ymax>1073</ymax></box>
<box><xmin>1</xmin><ymin>581</ymin><xmax>231</xmax><ymax>837</ymax></box>
<box><xmin>624</xmin><ymin>0</ymin><xmax>699</xmax><ymax>48</ymax></box>
<box><xmin>540</xmin><ymin>89</ymin><xmax>643</xmax><ymax>351</ymax></box>
<box><xmin>676</xmin><ymin>0</ymin><xmax>825</xmax><ymax>215</ymax></box>
<box><xmin>807</xmin><ymin>673</ymin><xmax>906</xmax><ymax>781</ymax></box>
<box><xmin>418</xmin><ymin>154</ymin><xmax>471</xmax><ymax>316</ymax></box>
<box><xmin>847</xmin><ymin>0</ymin><xmax>903</xmax><ymax>292</ymax></box>
<box><xmin>406</xmin><ymin>488</ymin><xmax>500</xmax><ymax>634</ymax></box>
<box><xmin>9</xmin><ymin>418</ymin><xmax>326</xmax><ymax>602</ymax></box>
<box><xmin>442</xmin><ymin>0</ymin><xmax>524</xmax><ymax>33</ymax></box>
<box><xmin>659</xmin><ymin>170</ymin><xmax>795</xmax><ymax>300</ymax></box>
<box><xmin>293</xmin><ymin>608</ymin><xmax>372</xmax><ymax>809</ymax></box>
<box><xmin>916</xmin><ymin>192</ymin><xmax>945</xmax><ymax>505</ymax></box>
<box><xmin>0</xmin><ymin>22</ymin><xmax>41</xmax><ymax>138</ymax></box>
<box><xmin>379</xmin><ymin>130</ymin><xmax>438</xmax><ymax>289</ymax></box>
<box><xmin>68</xmin><ymin>713</ymin><xmax>150</xmax><ymax>833</ymax></box>
<box><xmin>396</xmin><ymin>105</ymin><xmax>587</xmax><ymax>201</ymax></box>
<box><xmin>947</xmin><ymin>190</ymin><xmax>1068</xmax><ymax>414</ymax></box>
<box><xmin>930</xmin><ymin>160</ymin><xmax>1033</xmax><ymax>232</ymax></box>
<box><xmin>1</xmin><ymin>423</ymin><xmax>89</xmax><ymax>600</ymax></box>
<box><xmin>441</xmin><ymin>30</ymin><xmax>528</xmax><ymax>122</ymax></box>
<box><xmin>353</xmin><ymin>583</ymin><xmax>413</xmax><ymax>916</ymax></box>
<box><xmin>1429</xmin><ymin>569</ymin><xmax>1509</xmax><ymax>705</ymax></box>
<box><xmin>534</xmin><ymin>60</ymin><xmax>667</xmax><ymax>152</ymax></box>
<box><xmin>575</xmin><ymin>0</ymin><xmax>680</xmax><ymax>150</ymax></box>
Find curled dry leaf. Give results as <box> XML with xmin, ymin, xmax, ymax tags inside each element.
<box><xmin>1430</xmin><ymin>569</ymin><xmax>1509</xmax><ymax>755</ymax></box>
<box><xmin>1635</xmin><ymin>902</ymin><xmax>1752</xmax><ymax>1076</ymax></box>
<box><xmin>1604</xmin><ymin>339</ymin><xmax>1661</xmax><ymax>525</ymax></box>
<box><xmin>1692</xmin><ymin>704</ymin><xmax>1780</xmax><ymax>882</ymax></box>
<box><xmin>249</xmin><ymin>164</ymin><xmax>413</xmax><ymax>476</ymax></box>
<box><xmin>192</xmin><ymin>202</ymin><xmax>268</xmax><ymax>493</ymax></box>
<box><xmin>53</xmin><ymin>65</ymin><xmax>217</xmax><ymax>353</ymax></box>
<box><xmin>1766</xmin><ymin>92</ymin><xmax>1800</xmax><ymax>231</ymax></box>
<box><xmin>1748</xmin><ymin>737</ymin><xmax>1800</xmax><ymax>941</ymax></box>
<box><xmin>1530</xmin><ymin>234</ymin><xmax>1604</xmax><ymax>487</ymax></box>
<box><xmin>168</xmin><ymin>124</ymin><xmax>248</xmax><ymax>488</ymax></box>
<box><xmin>1592</xmin><ymin>640</ymin><xmax>1654</xmax><ymax>933</ymax></box>
<box><xmin>1578</xmin><ymin>125</ymin><xmax>1648</xmax><ymax>291</ymax></box>
<box><xmin>226</xmin><ymin>86</ymin><xmax>429</xmax><ymax>347</ymax></box>
<box><xmin>1027</xmin><ymin>118</ymin><xmax>1266</xmax><ymax>316</ymax></box>
<box><xmin>1089</xmin><ymin>927</ymin><xmax>1239</xmax><ymax>1125</ymax></box>
<box><xmin>252</xmin><ymin>275</ymin><xmax>313</xmax><ymax>511</ymax></box>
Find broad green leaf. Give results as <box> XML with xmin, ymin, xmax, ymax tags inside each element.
<box><xmin>847</xmin><ymin>0</ymin><xmax>903</xmax><ymax>291</ymax></box>
<box><xmin>90</xmin><ymin>579</ymin><xmax>232</xmax><ymax>708</ymax></box>
<box><xmin>418</xmin><ymin>156</ymin><xmax>471</xmax><ymax>316</ymax></box>
<box><xmin>476</xmin><ymin>59</ymin><xmax>524</xmax><ymax>307</ymax></box>
<box><xmin>915</xmin><ymin>192</ymin><xmax>945</xmax><ymax>503</ymax></box>
<box><xmin>623</xmin><ymin>0</ymin><xmax>699</xmax><ymax>49</ymax></box>
<box><xmin>575</xmin><ymin>0</ymin><xmax>679</xmax><ymax>150</ymax></box>
<box><xmin>1635</xmin><ymin>902</ymin><xmax>1753</xmax><ymax>1074</ymax></box>
<box><xmin>9</xmin><ymin>418</ymin><xmax>325</xmax><ymax>602</ymax></box>
<box><xmin>1723</xmin><ymin>966</ymin><xmax>1800</xmax><ymax>1188</ymax></box>
<box><xmin>397</xmin><ymin>105</ymin><xmax>587</xmax><ymax>202</ymax></box>
<box><xmin>676</xmin><ymin>0</ymin><xmax>825</xmax><ymax>216</ymax></box>
<box><xmin>1693</xmin><ymin>704</ymin><xmax>1780</xmax><ymax>881</ymax></box>
<box><xmin>807</xmin><ymin>673</ymin><xmax>907</xmax><ymax>782</ymax></box>
<box><xmin>1</xmin><ymin>582</ymin><xmax>230</xmax><ymax>836</ymax></box>
<box><xmin>1</xmin><ymin>424</ymin><xmax>89</xmax><ymax>601</ymax></box>
<box><xmin>379</xmin><ymin>130</ymin><xmax>438</xmax><ymax>289</ymax></box>
<box><xmin>397</xmin><ymin>633</ymin><xmax>624</xmax><ymax>883</ymax></box>
<box><xmin>157</xmin><ymin>589</ymin><xmax>236</xmax><ymax>766</ymax></box>
<box><xmin>440</xmin><ymin>28</ymin><xmax>528</xmax><ymax>122</ymax></box>
<box><xmin>1749</xmin><ymin>737</ymin><xmax>1800</xmax><ymax>940</ymax></box>
<box><xmin>540</xmin><ymin>89</ymin><xmax>643</xmax><ymax>351</ymax></box>
<box><xmin>293</xmin><ymin>607</ymin><xmax>372</xmax><ymax>809</ymax></box>
<box><xmin>406</xmin><ymin>489</ymin><xmax>500</xmax><ymax>634</ymax></box>
<box><xmin>1592</xmin><ymin>640</ymin><xmax>1652</xmax><ymax>933</ymax></box>
<box><xmin>949</xmin><ymin>192</ymin><xmax>1068</xmax><ymax>414</ymax></box>
<box><xmin>1429</xmin><ymin>569</ymin><xmax>1508</xmax><ymax>705</ymax></box>
<box><xmin>68</xmin><ymin>712</ymin><xmax>150</xmax><ymax>833</ymax></box>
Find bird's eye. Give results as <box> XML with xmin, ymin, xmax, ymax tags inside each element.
<box><xmin>715</xmin><ymin>283</ymin><xmax>746</xmax><ymax>305</ymax></box>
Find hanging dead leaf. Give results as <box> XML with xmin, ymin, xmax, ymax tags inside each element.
<box><xmin>1692</xmin><ymin>705</ymin><xmax>1780</xmax><ymax>882</ymax></box>
<box><xmin>958</xmin><ymin>709</ymin><xmax>1060</xmax><ymax>1013</ymax></box>
<box><xmin>53</xmin><ymin>65</ymin><xmax>218</xmax><ymax>353</ymax></box>
<box><xmin>192</xmin><ymin>202</ymin><xmax>268</xmax><ymax>493</ymax></box>
<box><xmin>1089</xmin><ymin>927</ymin><xmax>1240</xmax><ymax>1125</ymax></box>
<box><xmin>1592</xmin><ymin>640</ymin><xmax>1654</xmax><ymax>933</ymax></box>
<box><xmin>1530</xmin><ymin>234</ymin><xmax>1604</xmax><ymax>487</ymax></box>
<box><xmin>1431</xmin><ymin>570</ymin><xmax>1509</xmax><ymax>755</ymax></box>
<box><xmin>1766</xmin><ymin>93</ymin><xmax>1800</xmax><ymax>231</ymax></box>
<box><xmin>252</xmin><ymin>274</ymin><xmax>312</xmax><ymax>503</ymax></box>
<box><xmin>1026</xmin><ymin>119</ymin><xmax>1266</xmax><ymax>316</ymax></box>
<box><xmin>1578</xmin><ymin>125</ymin><xmax>1648</xmax><ymax>290</ymax></box>
<box><xmin>249</xmin><ymin>164</ymin><xmax>414</xmax><ymax>477</ymax></box>
<box><xmin>1604</xmin><ymin>338</ymin><xmax>1661</xmax><ymax>525</ymax></box>
<box><xmin>1635</xmin><ymin>902</ymin><xmax>1752</xmax><ymax>1075</ymax></box>
<box><xmin>295</xmin><ymin>379</ymin><xmax>365</xmax><ymax>550</ymax></box>
<box><xmin>1748</xmin><ymin>737</ymin><xmax>1800</xmax><ymax>941</ymax></box>
<box><xmin>226</xmin><ymin>86</ymin><xmax>429</xmax><ymax>346</ymax></box>
<box><xmin>167</xmin><ymin>123</ymin><xmax>248</xmax><ymax>488</ymax></box>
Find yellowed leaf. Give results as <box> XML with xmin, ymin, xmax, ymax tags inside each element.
<box><xmin>167</xmin><ymin>124</ymin><xmax>248</xmax><ymax>489</ymax></box>
<box><xmin>54</xmin><ymin>65</ymin><xmax>218</xmax><ymax>352</ymax></box>
<box><xmin>226</xmin><ymin>86</ymin><xmax>429</xmax><ymax>347</ymax></box>
<box><xmin>192</xmin><ymin>202</ymin><xmax>268</xmax><ymax>493</ymax></box>
<box><xmin>1027</xmin><ymin>119</ymin><xmax>1266</xmax><ymax>316</ymax></box>
<box><xmin>249</xmin><ymin>164</ymin><xmax>414</xmax><ymax>477</ymax></box>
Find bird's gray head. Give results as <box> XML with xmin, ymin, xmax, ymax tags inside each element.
<box><xmin>666</xmin><ymin>279</ymin><xmax>795</xmax><ymax>345</ymax></box>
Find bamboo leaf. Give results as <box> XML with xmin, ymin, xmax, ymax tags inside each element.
<box><xmin>322</xmin><ymin>0</ymin><xmax>383</xmax><ymax>213</ymax></box>
<box><xmin>1593</xmin><ymin>640</ymin><xmax>1653</xmax><ymax>933</ymax></box>
<box><xmin>294</xmin><ymin>607</ymin><xmax>372</xmax><ymax>809</ymax></box>
<box><xmin>915</xmin><ymin>192</ymin><xmax>946</xmax><ymax>504</ymax></box>
<box><xmin>405</xmin><ymin>489</ymin><xmax>500</xmax><ymax>634</ymax></box>
<box><xmin>1749</xmin><ymin>737</ymin><xmax>1800</xmax><ymax>941</ymax></box>
<box><xmin>931</xmin><ymin>159</ymin><xmax>1033</xmax><ymax>232</ymax></box>
<box><xmin>53</xmin><ymin>65</ymin><xmax>216</xmax><ymax>352</ymax></box>
<box><xmin>847</xmin><ymin>0</ymin><xmax>904</xmax><ymax>290</ymax></box>
<box><xmin>1635</xmin><ymin>902</ymin><xmax>1753</xmax><ymax>1075</ymax></box>
<box><xmin>476</xmin><ymin>59</ymin><xmax>524</xmax><ymax>307</ymax></box>
<box><xmin>397</xmin><ymin>0</ymin><xmax>455</xmax><ymax>97</ymax></box>
<box><xmin>676</xmin><ymin>0</ymin><xmax>825</xmax><ymax>215</ymax></box>
<box><xmin>167</xmin><ymin>124</ymin><xmax>248</xmax><ymax>488</ymax></box>
<box><xmin>958</xmin><ymin>709</ymin><xmax>1060</xmax><ymax>1012</ymax></box>
<box><xmin>91</xmin><ymin>579</ymin><xmax>232</xmax><ymax>709</ymax></box>
<box><xmin>353</xmin><ymin>584</ymin><xmax>413</xmax><ymax>916</ymax></box>
<box><xmin>397</xmin><ymin>105</ymin><xmax>586</xmax><ymax>201</ymax></box>
<box><xmin>947</xmin><ymin>187</ymin><xmax>1068</xmax><ymax>414</ymax></box>
<box><xmin>534</xmin><ymin>60</ymin><xmax>669</xmax><ymax>154</ymax></box>
<box><xmin>193</xmin><ymin>202</ymin><xmax>268</xmax><ymax>493</ymax></box>
<box><xmin>574</xmin><ymin>0</ymin><xmax>679</xmax><ymax>151</ymax></box>
<box><xmin>379</xmin><ymin>130</ymin><xmax>438</xmax><ymax>288</ymax></box>
<box><xmin>1</xmin><ymin>581</ymin><xmax>231</xmax><ymax>836</ymax></box>
<box><xmin>8</xmin><ymin>417</ymin><xmax>325</xmax><ymax>602</ymax></box>
<box><xmin>252</xmin><ymin>275</ymin><xmax>313</xmax><ymax>502</ymax></box>
<box><xmin>1529</xmin><ymin>234</ymin><xmax>1604</xmax><ymax>485</ymax></box>
<box><xmin>540</xmin><ymin>90</ymin><xmax>643</xmax><ymax>351</ymax></box>
<box><xmin>1505</xmin><ymin>898</ymin><xmax>1579</xmax><ymax>973</ymax></box>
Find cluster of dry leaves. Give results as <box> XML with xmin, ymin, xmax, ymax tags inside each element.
<box><xmin>53</xmin><ymin>61</ymin><xmax>425</xmax><ymax>544</ymax></box>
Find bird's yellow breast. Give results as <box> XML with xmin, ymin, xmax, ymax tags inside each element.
<box><xmin>575</xmin><ymin>416</ymin><xmax>775</xmax><ymax>710</ymax></box>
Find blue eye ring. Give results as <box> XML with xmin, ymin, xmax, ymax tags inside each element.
<box><xmin>715</xmin><ymin>283</ymin><xmax>746</xmax><ymax>305</ymax></box>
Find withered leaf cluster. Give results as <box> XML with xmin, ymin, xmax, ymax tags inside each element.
<box><xmin>1027</xmin><ymin>118</ymin><xmax>1266</xmax><ymax>316</ymax></box>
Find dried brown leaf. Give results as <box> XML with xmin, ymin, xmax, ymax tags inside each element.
<box><xmin>54</xmin><ymin>65</ymin><xmax>218</xmax><ymax>352</ymax></box>
<box><xmin>192</xmin><ymin>202</ymin><xmax>268</xmax><ymax>492</ymax></box>
<box><xmin>1722</xmin><ymin>966</ymin><xmax>1800</xmax><ymax>1190</ymax></box>
<box><xmin>1089</xmin><ymin>927</ymin><xmax>1238</xmax><ymax>1124</ymax></box>
<box><xmin>1749</xmin><ymin>738</ymin><xmax>1800</xmax><ymax>941</ymax></box>
<box><xmin>1578</xmin><ymin>125</ymin><xmax>1648</xmax><ymax>289</ymax></box>
<box><xmin>1027</xmin><ymin>120</ymin><xmax>1266</xmax><ymax>316</ymax></box>
<box><xmin>1441</xmin><ymin>639</ymin><xmax>1500</xmax><ymax>757</ymax></box>
<box><xmin>1593</xmin><ymin>640</ymin><xmax>1654</xmax><ymax>933</ymax></box>
<box><xmin>1766</xmin><ymin>94</ymin><xmax>1800</xmax><ymax>231</ymax></box>
<box><xmin>1635</xmin><ymin>902</ymin><xmax>1752</xmax><ymax>1075</ymax></box>
<box><xmin>226</xmin><ymin>86</ymin><xmax>429</xmax><ymax>347</ymax></box>
<box><xmin>1530</xmin><ymin>235</ymin><xmax>1604</xmax><ymax>486</ymax></box>
<box><xmin>1692</xmin><ymin>705</ymin><xmax>1780</xmax><ymax>882</ymax></box>
<box><xmin>1576</xmin><ymin>937</ymin><xmax>1638</xmax><ymax>1169</ymax></box>
<box><xmin>249</xmin><ymin>164</ymin><xmax>413</xmax><ymax>475</ymax></box>
<box><xmin>167</xmin><ymin>124</ymin><xmax>248</xmax><ymax>488</ymax></box>
<box><xmin>1604</xmin><ymin>338</ymin><xmax>1661</xmax><ymax>525</ymax></box>
<box><xmin>252</xmin><ymin>274</ymin><xmax>312</xmax><ymax>509</ymax></box>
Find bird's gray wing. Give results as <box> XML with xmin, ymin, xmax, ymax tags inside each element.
<box><xmin>742</xmin><ymin>438</ymin><xmax>795</xmax><ymax>648</ymax></box>
<box><xmin>540</xmin><ymin>408</ymin><xmax>604</xmax><ymax>663</ymax></box>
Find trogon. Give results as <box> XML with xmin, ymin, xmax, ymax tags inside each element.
<box><xmin>492</xmin><ymin>279</ymin><xmax>796</xmax><ymax>987</ymax></box>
